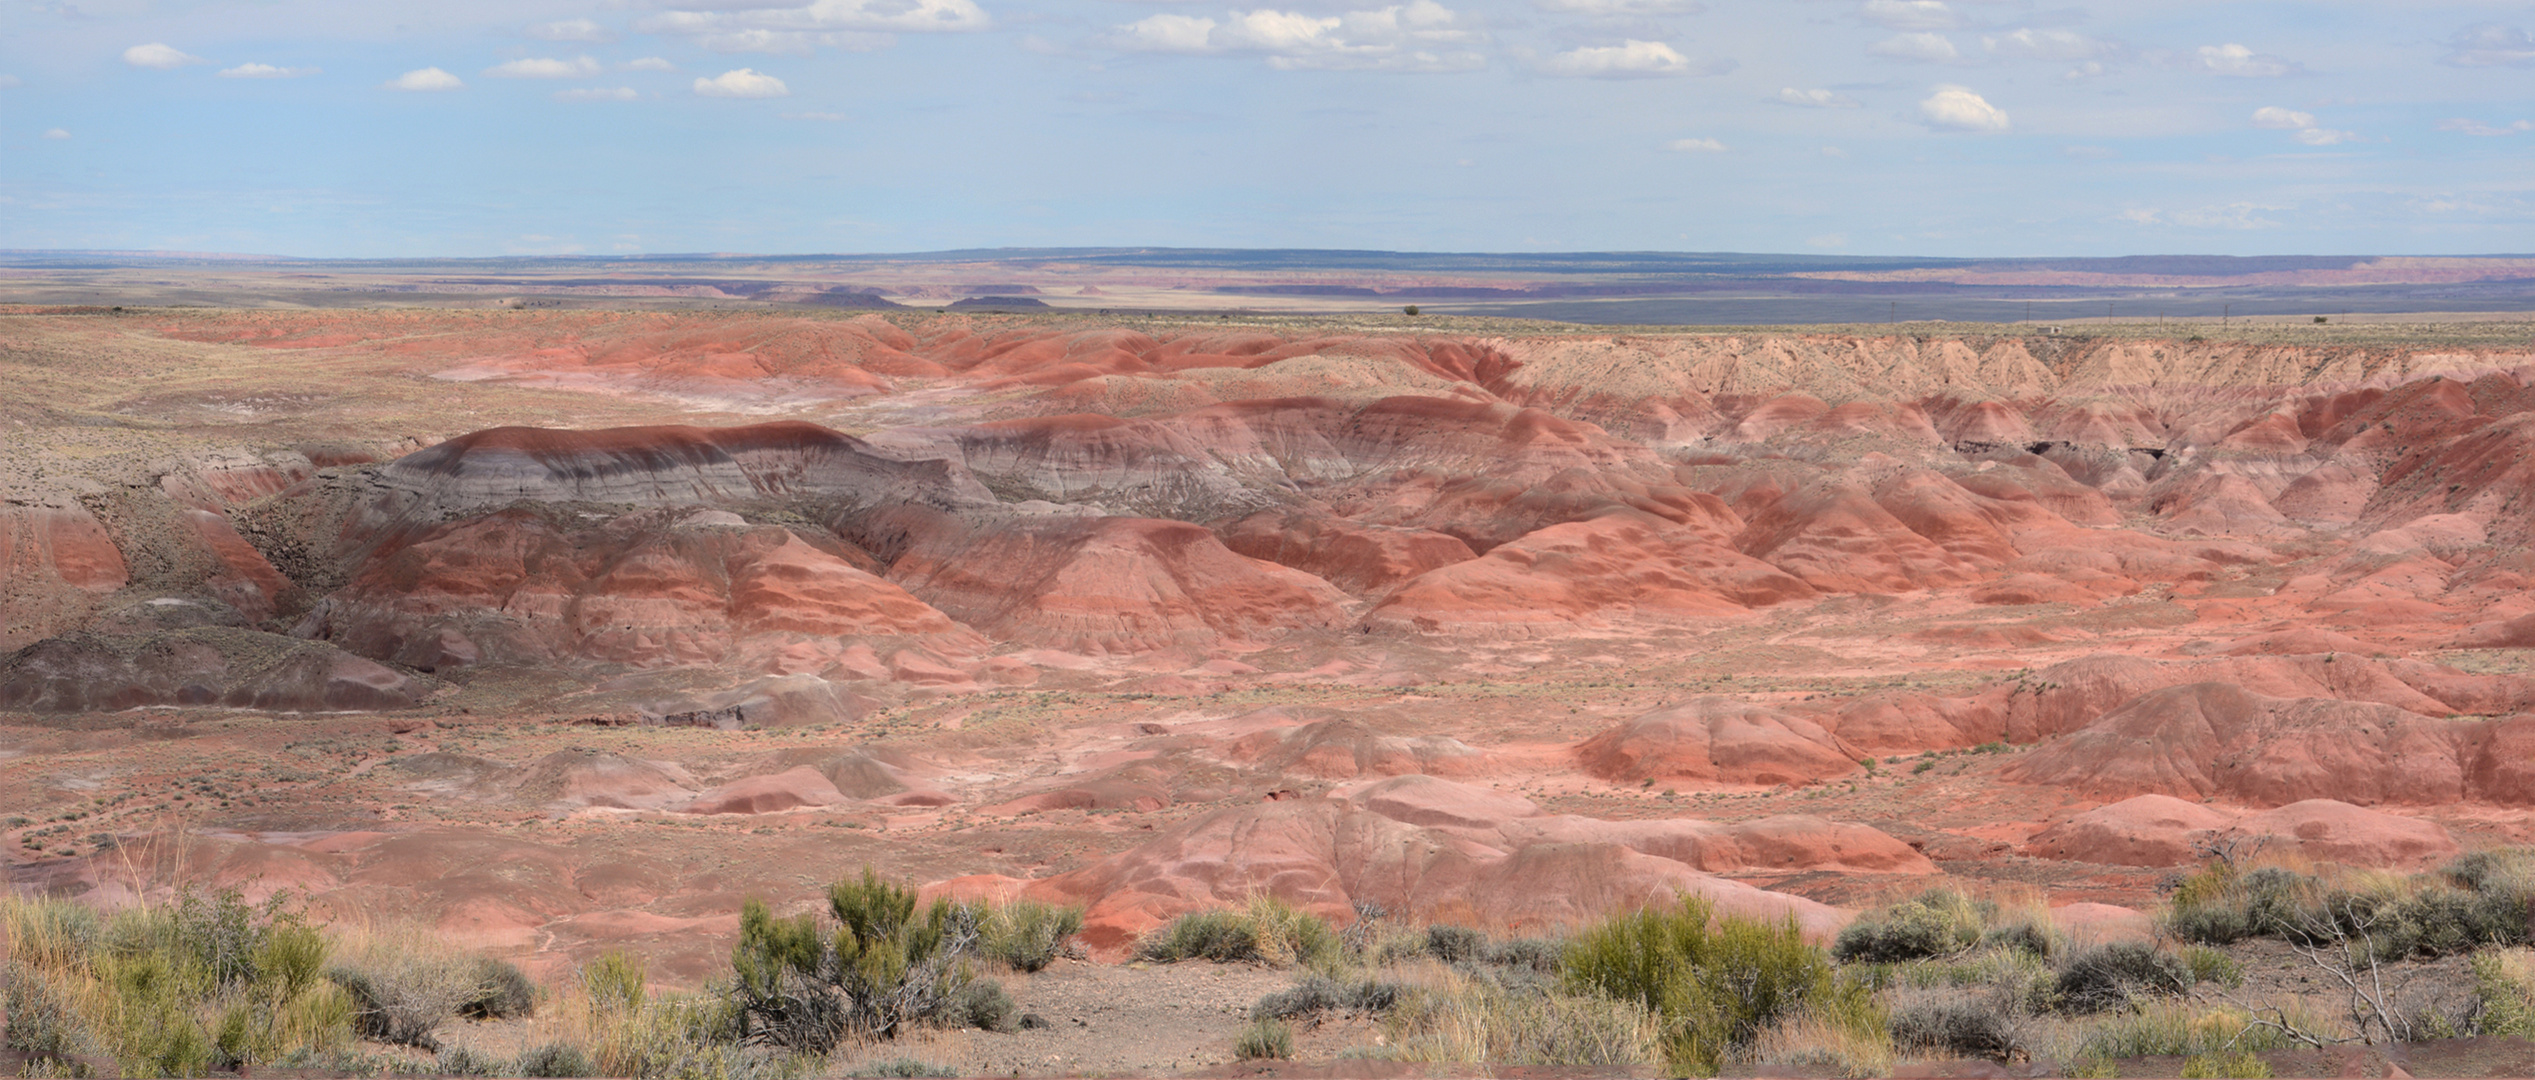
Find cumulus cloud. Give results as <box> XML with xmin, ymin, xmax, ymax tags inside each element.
<box><xmin>529</xmin><ymin>18</ymin><xmax>616</xmax><ymax>43</ymax></box>
<box><xmin>1542</xmin><ymin>40</ymin><xmax>1710</xmax><ymax>78</ymax></box>
<box><xmin>2437</xmin><ymin>117</ymin><xmax>2533</xmax><ymax>136</ymax></box>
<box><xmin>1919</xmin><ymin>84</ymin><xmax>2006</xmax><ymax>131</ymax></box>
<box><xmin>217</xmin><ymin>62</ymin><xmax>319</xmax><ymax>78</ymax></box>
<box><xmin>1111</xmin><ymin>0</ymin><xmax>1484</xmax><ymax>71</ymax></box>
<box><xmin>1777</xmin><ymin>87</ymin><xmax>1859</xmax><ymax>108</ymax></box>
<box><xmin>2251</xmin><ymin>105</ymin><xmax>2313</xmax><ymax>130</ymax></box>
<box><xmin>556</xmin><ymin>86</ymin><xmax>640</xmax><ymax>101</ymax></box>
<box><xmin>2252</xmin><ymin>106</ymin><xmax>2355</xmax><ymax>145</ymax></box>
<box><xmin>2442</xmin><ymin>24</ymin><xmax>2535</xmax><ymax>67</ymax></box>
<box><xmin>123</xmin><ymin>43</ymin><xmax>207</xmax><ymax>69</ymax></box>
<box><xmin>1870</xmin><ymin>32</ymin><xmax>1957</xmax><ymax>63</ymax></box>
<box><xmin>2193</xmin><ymin>43</ymin><xmax>2295</xmax><ymax>77</ymax></box>
<box><xmin>625</xmin><ymin>57</ymin><xmax>679</xmax><ymax>71</ymax></box>
<box><xmin>694</xmin><ymin>68</ymin><xmax>790</xmax><ymax>96</ymax></box>
<box><xmin>1984</xmin><ymin>28</ymin><xmax>2116</xmax><ymax>62</ymax></box>
<box><xmin>640</xmin><ymin>0</ymin><xmax>989</xmax><ymax>52</ymax></box>
<box><xmin>42</xmin><ymin>128</ymin><xmax>69</xmax><ymax>139</ymax></box>
<box><xmin>1533</xmin><ymin>0</ymin><xmax>1700</xmax><ymax>14</ymax></box>
<box><xmin>1668</xmin><ymin>136</ymin><xmax>1726</xmax><ymax>152</ymax></box>
<box><xmin>486</xmin><ymin>56</ymin><xmax>602</xmax><ymax>78</ymax></box>
<box><xmin>1859</xmin><ymin>0</ymin><xmax>1957</xmax><ymax>31</ymax></box>
<box><xmin>386</xmin><ymin>67</ymin><xmax>465</xmax><ymax>91</ymax></box>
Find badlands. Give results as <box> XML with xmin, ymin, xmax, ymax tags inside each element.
<box><xmin>7</xmin><ymin>304</ymin><xmax>2535</xmax><ymax>1074</ymax></box>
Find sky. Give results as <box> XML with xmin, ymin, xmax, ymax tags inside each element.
<box><xmin>0</xmin><ymin>0</ymin><xmax>2529</xmax><ymax>258</ymax></box>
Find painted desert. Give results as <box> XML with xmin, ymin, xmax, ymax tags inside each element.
<box><xmin>10</xmin><ymin>300</ymin><xmax>2535</xmax><ymax>1077</ymax></box>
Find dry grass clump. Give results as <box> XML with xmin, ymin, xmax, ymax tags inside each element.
<box><xmin>1381</xmin><ymin>961</ymin><xmax>1660</xmax><ymax>1068</ymax></box>
<box><xmin>1136</xmin><ymin>894</ymin><xmax>1343</xmax><ymax>969</ymax></box>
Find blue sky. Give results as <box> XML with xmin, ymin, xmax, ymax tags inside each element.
<box><xmin>1</xmin><ymin>0</ymin><xmax>2529</xmax><ymax>257</ymax></box>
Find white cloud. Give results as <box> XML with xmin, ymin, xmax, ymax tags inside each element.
<box><xmin>1819</xmin><ymin>145</ymin><xmax>1847</xmax><ymax>157</ymax></box>
<box><xmin>1533</xmin><ymin>0</ymin><xmax>1700</xmax><ymax>14</ymax></box>
<box><xmin>1668</xmin><ymin>137</ymin><xmax>1726</xmax><ymax>152</ymax></box>
<box><xmin>1116</xmin><ymin>13</ymin><xmax>1218</xmax><ymax>52</ymax></box>
<box><xmin>2171</xmin><ymin>203</ymin><xmax>2283</xmax><ymax>229</ymax></box>
<box><xmin>218</xmin><ymin>62</ymin><xmax>319</xmax><ymax>78</ymax></box>
<box><xmin>1807</xmin><ymin>233</ymin><xmax>1848</xmax><ymax>248</ymax></box>
<box><xmin>2437</xmin><ymin>117</ymin><xmax>2533</xmax><ymax>137</ymax></box>
<box><xmin>123</xmin><ymin>43</ymin><xmax>207</xmax><ymax>69</ymax></box>
<box><xmin>1859</xmin><ymin>0</ymin><xmax>1957</xmax><ymax>31</ymax></box>
<box><xmin>694</xmin><ymin>68</ymin><xmax>790</xmax><ymax>97</ymax></box>
<box><xmin>2252</xmin><ymin>105</ymin><xmax>2356</xmax><ymax>146</ymax></box>
<box><xmin>1542</xmin><ymin>40</ymin><xmax>1700</xmax><ymax>78</ymax></box>
<box><xmin>1870</xmin><ymin>32</ymin><xmax>1957</xmax><ymax>63</ymax></box>
<box><xmin>639</xmin><ymin>0</ymin><xmax>992</xmax><ymax>51</ymax></box>
<box><xmin>1919</xmin><ymin>84</ymin><xmax>2006</xmax><ymax>131</ymax></box>
<box><xmin>624</xmin><ymin>57</ymin><xmax>679</xmax><ymax>71</ymax></box>
<box><xmin>2251</xmin><ymin>105</ymin><xmax>2313</xmax><ymax>130</ymax></box>
<box><xmin>0</xmin><ymin>75</ymin><xmax>19</xmax><ymax>89</ymax></box>
<box><xmin>784</xmin><ymin>111</ymin><xmax>850</xmax><ymax>120</ymax></box>
<box><xmin>2062</xmin><ymin>144</ymin><xmax>2115</xmax><ymax>159</ymax></box>
<box><xmin>1111</xmin><ymin>0</ymin><xmax>1484</xmax><ymax>71</ymax></box>
<box><xmin>2442</xmin><ymin>24</ymin><xmax>2535</xmax><ymax>67</ymax></box>
<box><xmin>2193</xmin><ymin>43</ymin><xmax>2294</xmax><ymax>77</ymax></box>
<box><xmin>485</xmin><ymin>56</ymin><xmax>602</xmax><ymax>78</ymax></box>
<box><xmin>386</xmin><ymin>67</ymin><xmax>465</xmax><ymax>91</ymax></box>
<box><xmin>1778</xmin><ymin>87</ymin><xmax>1860</xmax><ymax>108</ymax></box>
<box><xmin>42</xmin><ymin>128</ymin><xmax>69</xmax><ymax>139</ymax></box>
<box><xmin>555</xmin><ymin>86</ymin><xmax>640</xmax><ymax>101</ymax></box>
<box><xmin>1984</xmin><ymin>28</ymin><xmax>2115</xmax><ymax>62</ymax></box>
<box><xmin>529</xmin><ymin>18</ymin><xmax>616</xmax><ymax>43</ymax></box>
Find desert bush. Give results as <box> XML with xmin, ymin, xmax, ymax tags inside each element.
<box><xmin>1136</xmin><ymin>896</ymin><xmax>1341</xmax><ymax>969</ymax></box>
<box><xmin>1250</xmin><ymin>974</ymin><xmax>1403</xmax><ymax>1021</ymax></box>
<box><xmin>1562</xmin><ymin>893</ymin><xmax>1859</xmax><ymax>1074</ymax></box>
<box><xmin>2180</xmin><ymin>944</ymin><xmax>2244</xmax><ymax>989</ymax></box>
<box><xmin>2474</xmin><ymin>948</ymin><xmax>2535</xmax><ymax>1038</ymax></box>
<box><xmin>1486</xmin><ymin>936</ymin><xmax>1564</xmax><ymax>973</ymax></box>
<box><xmin>1832</xmin><ymin>889</ymin><xmax>1987</xmax><ymax>963</ymax></box>
<box><xmin>328</xmin><ymin>932</ymin><xmax>484</xmax><ymax>1052</ymax></box>
<box><xmin>1745</xmin><ymin>999</ymin><xmax>1895</xmax><ymax>1079</ymax></box>
<box><xmin>1234</xmin><ymin>1018</ymin><xmax>1294</xmax><ymax>1060</ymax></box>
<box><xmin>977</xmin><ymin>899</ymin><xmax>1081</xmax><ymax>973</ymax></box>
<box><xmin>2181</xmin><ymin>1050</ymin><xmax>2273</xmax><ymax>1078</ymax></box>
<box><xmin>1425</xmin><ymin>924</ymin><xmax>1486</xmax><ymax>963</ymax></box>
<box><xmin>4</xmin><ymin>891</ymin><xmax>361</xmax><ymax>1076</ymax></box>
<box><xmin>847</xmin><ymin>1060</ymin><xmax>954</xmax><ymax>1078</ymax></box>
<box><xmin>516</xmin><ymin>1041</ymin><xmax>598</xmax><ymax>1078</ymax></box>
<box><xmin>2167</xmin><ymin>853</ymin><xmax>2535</xmax><ymax>959</ymax></box>
<box><xmin>1889</xmin><ymin>987</ymin><xmax>2022</xmax><ymax>1060</ymax></box>
<box><xmin>724</xmin><ymin>867</ymin><xmax>980</xmax><ymax>1053</ymax></box>
<box><xmin>1384</xmin><ymin>969</ymin><xmax>1658</xmax><ymax>1068</ymax></box>
<box><xmin>952</xmin><ymin>978</ymin><xmax>1016</xmax><ymax>1032</ymax></box>
<box><xmin>2054</xmin><ymin>941</ymin><xmax>2191</xmax><ymax>1013</ymax></box>
<box><xmin>1138</xmin><ymin>909</ymin><xmax>1260</xmax><ymax>963</ymax></box>
<box><xmin>459</xmin><ymin>955</ymin><xmax>536</xmax><ymax>1019</ymax></box>
<box><xmin>2070</xmin><ymin>1000</ymin><xmax>2302</xmax><ymax>1061</ymax></box>
<box><xmin>436</xmin><ymin>1045</ymin><xmax>503</xmax><ymax>1076</ymax></box>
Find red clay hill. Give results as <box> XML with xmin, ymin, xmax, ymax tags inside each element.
<box><xmin>6</xmin><ymin>307</ymin><xmax>2535</xmax><ymax>980</ymax></box>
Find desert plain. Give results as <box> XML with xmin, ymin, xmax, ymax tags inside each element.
<box><xmin>8</xmin><ymin>298</ymin><xmax>2535</xmax><ymax>1076</ymax></box>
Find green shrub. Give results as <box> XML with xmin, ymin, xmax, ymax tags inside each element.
<box><xmin>584</xmin><ymin>950</ymin><xmax>648</xmax><ymax>1017</ymax></box>
<box><xmin>1250</xmin><ymin>975</ymin><xmax>1403</xmax><ymax>1021</ymax></box>
<box><xmin>2473</xmin><ymin>949</ymin><xmax>2535</xmax><ymax>1038</ymax></box>
<box><xmin>1888</xmin><ymin>989</ymin><xmax>2019</xmax><ymax>1060</ymax></box>
<box><xmin>848</xmin><ymin>1060</ymin><xmax>954</xmax><ymax>1078</ymax></box>
<box><xmin>2181</xmin><ymin>1049</ymin><xmax>2273</xmax><ymax>1078</ymax></box>
<box><xmin>725</xmin><ymin>867</ymin><xmax>981</xmax><ymax>1052</ymax></box>
<box><xmin>1385</xmin><ymin>974</ymin><xmax>1658</xmax><ymax>1067</ymax></box>
<box><xmin>1485</xmin><ymin>937</ymin><xmax>1564</xmax><ymax>973</ymax></box>
<box><xmin>1138</xmin><ymin>909</ymin><xmax>1261</xmax><ymax>963</ymax></box>
<box><xmin>436</xmin><ymin>1045</ymin><xmax>503</xmax><ymax>1076</ymax></box>
<box><xmin>978</xmin><ymin>900</ymin><xmax>1082</xmax><ymax>973</ymax></box>
<box><xmin>1425</xmin><ymin>924</ymin><xmax>1486</xmax><ymax>963</ymax></box>
<box><xmin>2054</xmin><ymin>941</ymin><xmax>2191</xmax><ymax>1013</ymax></box>
<box><xmin>1234</xmin><ymin>1018</ymin><xmax>1294</xmax><ymax>1060</ymax></box>
<box><xmin>1136</xmin><ymin>897</ymin><xmax>1340</xmax><ymax>969</ymax></box>
<box><xmin>1832</xmin><ymin>889</ymin><xmax>1987</xmax><ymax>963</ymax></box>
<box><xmin>2180</xmin><ymin>945</ymin><xmax>2244</xmax><ymax>989</ymax></box>
<box><xmin>458</xmin><ymin>955</ymin><xmax>536</xmax><ymax>1020</ymax></box>
<box><xmin>952</xmin><ymin>979</ymin><xmax>1016</xmax><ymax>1032</ymax></box>
<box><xmin>1562</xmin><ymin>894</ymin><xmax>1852</xmax><ymax>1075</ymax></box>
<box><xmin>516</xmin><ymin>1041</ymin><xmax>597</xmax><ymax>1078</ymax></box>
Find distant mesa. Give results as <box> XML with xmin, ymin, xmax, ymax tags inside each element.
<box><xmin>948</xmin><ymin>295</ymin><xmax>1050</xmax><ymax>311</ymax></box>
